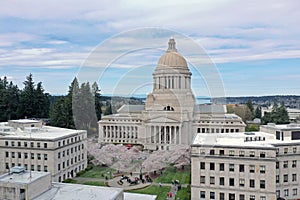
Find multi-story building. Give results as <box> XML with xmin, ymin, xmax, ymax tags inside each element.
<box><xmin>260</xmin><ymin>123</ymin><xmax>300</xmax><ymax>141</ymax></box>
<box><xmin>98</xmin><ymin>38</ymin><xmax>245</xmax><ymax>150</ymax></box>
<box><xmin>0</xmin><ymin>119</ymin><xmax>87</xmax><ymax>182</ymax></box>
<box><xmin>191</xmin><ymin>131</ymin><xmax>300</xmax><ymax>200</ymax></box>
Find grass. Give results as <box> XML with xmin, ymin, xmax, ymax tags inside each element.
<box><xmin>128</xmin><ymin>185</ymin><xmax>171</xmax><ymax>200</ymax></box>
<box><xmin>82</xmin><ymin>181</ymin><xmax>106</xmax><ymax>186</ymax></box>
<box><xmin>77</xmin><ymin>165</ymin><xmax>115</xmax><ymax>179</ymax></box>
<box><xmin>63</xmin><ymin>179</ymin><xmax>78</xmax><ymax>183</ymax></box>
<box><xmin>175</xmin><ymin>185</ymin><xmax>191</xmax><ymax>200</ymax></box>
<box><xmin>154</xmin><ymin>166</ymin><xmax>191</xmax><ymax>184</ymax></box>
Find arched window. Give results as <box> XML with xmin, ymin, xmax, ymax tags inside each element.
<box><xmin>164</xmin><ymin>106</ymin><xmax>174</xmax><ymax>111</ymax></box>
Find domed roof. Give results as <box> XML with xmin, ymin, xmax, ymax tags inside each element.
<box><xmin>157</xmin><ymin>38</ymin><xmax>188</xmax><ymax>69</ymax></box>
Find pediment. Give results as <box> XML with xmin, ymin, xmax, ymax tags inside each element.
<box><xmin>145</xmin><ymin>116</ymin><xmax>179</xmax><ymax>123</ymax></box>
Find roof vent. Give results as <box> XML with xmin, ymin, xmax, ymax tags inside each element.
<box><xmin>10</xmin><ymin>166</ymin><xmax>26</xmax><ymax>174</ymax></box>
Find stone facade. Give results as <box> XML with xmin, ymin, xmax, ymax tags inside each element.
<box><xmin>99</xmin><ymin>39</ymin><xmax>245</xmax><ymax>150</ymax></box>
<box><xmin>191</xmin><ymin>132</ymin><xmax>300</xmax><ymax>200</ymax></box>
<box><xmin>0</xmin><ymin>119</ymin><xmax>87</xmax><ymax>182</ymax></box>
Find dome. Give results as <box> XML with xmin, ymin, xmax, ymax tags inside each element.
<box><xmin>157</xmin><ymin>38</ymin><xmax>188</xmax><ymax>69</ymax></box>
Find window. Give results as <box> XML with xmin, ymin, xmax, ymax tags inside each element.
<box><xmin>58</xmin><ymin>164</ymin><xmax>61</xmax><ymax>170</ymax></box>
<box><xmin>210</xmin><ymin>192</ymin><xmax>215</xmax><ymax>199</ymax></box>
<box><xmin>11</xmin><ymin>141</ymin><xmax>15</xmax><ymax>146</ymax></box>
<box><xmin>229</xmin><ymin>150</ymin><xmax>234</xmax><ymax>156</ymax></box>
<box><xmin>18</xmin><ymin>142</ymin><xmax>21</xmax><ymax>147</ymax></box>
<box><xmin>63</xmin><ymin>151</ymin><xmax>65</xmax><ymax>157</ymax></box>
<box><xmin>250</xmin><ymin>179</ymin><xmax>255</xmax><ymax>188</ymax></box>
<box><xmin>200</xmin><ymin>162</ymin><xmax>205</xmax><ymax>169</ymax></box>
<box><xmin>44</xmin><ymin>154</ymin><xmax>48</xmax><ymax>160</ymax></box>
<box><xmin>210</xmin><ymin>150</ymin><xmax>215</xmax><ymax>155</ymax></box>
<box><xmin>293</xmin><ymin>147</ymin><xmax>297</xmax><ymax>153</ymax></box>
<box><xmin>12</xmin><ymin>152</ymin><xmax>15</xmax><ymax>158</ymax></box>
<box><xmin>63</xmin><ymin>162</ymin><xmax>65</xmax><ymax>168</ymax></box>
<box><xmin>239</xmin><ymin>194</ymin><xmax>245</xmax><ymax>200</ymax></box>
<box><xmin>283</xmin><ymin>161</ymin><xmax>288</xmax><ymax>168</ymax></box>
<box><xmin>58</xmin><ymin>152</ymin><xmax>61</xmax><ymax>159</ymax></box>
<box><xmin>58</xmin><ymin>141</ymin><xmax>61</xmax><ymax>147</ymax></box>
<box><xmin>260</xmin><ymin>165</ymin><xmax>265</xmax><ymax>173</ymax></box>
<box><xmin>44</xmin><ymin>143</ymin><xmax>47</xmax><ymax>148</ymax></box>
<box><xmin>260</xmin><ymin>180</ymin><xmax>265</xmax><ymax>189</ymax></box>
<box><xmin>37</xmin><ymin>142</ymin><xmax>40</xmax><ymax>148</ymax></box>
<box><xmin>18</xmin><ymin>152</ymin><xmax>21</xmax><ymax>158</ymax></box>
<box><xmin>292</xmin><ymin>174</ymin><xmax>296</xmax><ymax>182</ymax></box>
<box><xmin>200</xmin><ymin>191</ymin><xmax>205</xmax><ymax>199</ymax></box>
<box><xmin>37</xmin><ymin>165</ymin><xmax>41</xmax><ymax>171</ymax></box>
<box><xmin>239</xmin><ymin>178</ymin><xmax>245</xmax><ymax>187</ymax></box>
<box><xmin>229</xmin><ymin>164</ymin><xmax>234</xmax><ymax>172</ymax></box>
<box><xmin>5</xmin><ymin>152</ymin><xmax>9</xmax><ymax>158</ymax></box>
<box><xmin>249</xmin><ymin>165</ymin><xmax>255</xmax><ymax>173</ymax></box>
<box><xmin>37</xmin><ymin>153</ymin><xmax>41</xmax><ymax>160</ymax></box>
<box><xmin>44</xmin><ymin>166</ymin><xmax>48</xmax><ymax>172</ymax></box>
<box><xmin>219</xmin><ymin>163</ymin><xmax>224</xmax><ymax>171</ymax></box>
<box><xmin>284</xmin><ymin>147</ymin><xmax>288</xmax><ymax>154</ymax></box>
<box><xmin>292</xmin><ymin>160</ymin><xmax>297</xmax><ymax>168</ymax></box>
<box><xmin>250</xmin><ymin>151</ymin><xmax>255</xmax><ymax>157</ymax></box>
<box><xmin>210</xmin><ymin>176</ymin><xmax>215</xmax><ymax>185</ymax></box>
<box><xmin>293</xmin><ymin>188</ymin><xmax>297</xmax><ymax>196</ymax></box>
<box><xmin>283</xmin><ymin>174</ymin><xmax>288</xmax><ymax>182</ymax></box>
<box><xmin>5</xmin><ymin>163</ymin><xmax>9</xmax><ymax>169</ymax></box>
<box><xmin>229</xmin><ymin>178</ymin><xmax>234</xmax><ymax>186</ymax></box>
<box><xmin>239</xmin><ymin>164</ymin><xmax>244</xmax><ymax>172</ymax></box>
<box><xmin>276</xmin><ymin>190</ymin><xmax>280</xmax><ymax>197</ymax></box>
<box><xmin>260</xmin><ymin>152</ymin><xmax>265</xmax><ymax>158</ymax></box>
<box><xmin>31</xmin><ymin>165</ymin><xmax>34</xmax><ymax>171</ymax></box>
<box><xmin>30</xmin><ymin>142</ymin><xmax>34</xmax><ymax>147</ymax></box>
<box><xmin>219</xmin><ymin>177</ymin><xmax>224</xmax><ymax>185</ymax></box>
<box><xmin>250</xmin><ymin>195</ymin><xmax>255</xmax><ymax>200</ymax></box>
<box><xmin>219</xmin><ymin>150</ymin><xmax>224</xmax><ymax>155</ymax></box>
<box><xmin>276</xmin><ymin>161</ymin><xmax>279</xmax><ymax>169</ymax></box>
<box><xmin>276</xmin><ymin>175</ymin><xmax>279</xmax><ymax>183</ymax></box>
<box><xmin>24</xmin><ymin>142</ymin><xmax>27</xmax><ymax>147</ymax></box>
<box><xmin>24</xmin><ymin>153</ymin><xmax>28</xmax><ymax>159</ymax></box>
<box><xmin>239</xmin><ymin>151</ymin><xmax>245</xmax><ymax>157</ymax></box>
<box><xmin>5</xmin><ymin>141</ymin><xmax>8</xmax><ymax>146</ymax></box>
<box><xmin>284</xmin><ymin>189</ymin><xmax>289</xmax><ymax>197</ymax></box>
<box><xmin>229</xmin><ymin>193</ymin><xmax>235</xmax><ymax>200</ymax></box>
<box><xmin>210</xmin><ymin>163</ymin><xmax>215</xmax><ymax>170</ymax></box>
<box><xmin>200</xmin><ymin>176</ymin><xmax>205</xmax><ymax>184</ymax></box>
<box><xmin>220</xmin><ymin>193</ymin><xmax>225</xmax><ymax>200</ymax></box>
<box><xmin>31</xmin><ymin>153</ymin><xmax>34</xmax><ymax>159</ymax></box>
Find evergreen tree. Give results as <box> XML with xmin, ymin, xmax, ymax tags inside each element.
<box><xmin>254</xmin><ymin>106</ymin><xmax>262</xmax><ymax>119</ymax></box>
<box><xmin>92</xmin><ymin>82</ymin><xmax>102</xmax><ymax>120</ymax></box>
<box><xmin>104</xmin><ymin>103</ymin><xmax>112</xmax><ymax>115</ymax></box>
<box><xmin>34</xmin><ymin>82</ymin><xmax>50</xmax><ymax>118</ymax></box>
<box><xmin>20</xmin><ymin>73</ymin><xmax>36</xmax><ymax>118</ymax></box>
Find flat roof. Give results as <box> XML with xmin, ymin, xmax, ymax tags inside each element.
<box><xmin>261</xmin><ymin>123</ymin><xmax>300</xmax><ymax>130</ymax></box>
<box><xmin>0</xmin><ymin>123</ymin><xmax>85</xmax><ymax>140</ymax></box>
<box><xmin>9</xmin><ymin>119</ymin><xmax>41</xmax><ymax>124</ymax></box>
<box><xmin>33</xmin><ymin>183</ymin><xmax>123</xmax><ymax>200</ymax></box>
<box><xmin>192</xmin><ymin>132</ymin><xmax>300</xmax><ymax>148</ymax></box>
<box><xmin>0</xmin><ymin>171</ymin><xmax>50</xmax><ymax>184</ymax></box>
<box><xmin>124</xmin><ymin>192</ymin><xmax>157</xmax><ymax>200</ymax></box>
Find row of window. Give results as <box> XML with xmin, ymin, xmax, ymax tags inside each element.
<box><xmin>57</xmin><ymin>135</ymin><xmax>82</xmax><ymax>147</ymax></box>
<box><xmin>57</xmin><ymin>144</ymin><xmax>84</xmax><ymax>158</ymax></box>
<box><xmin>6</xmin><ymin>152</ymin><xmax>48</xmax><ymax>160</ymax></box>
<box><xmin>57</xmin><ymin>154</ymin><xmax>85</xmax><ymax>170</ymax></box>
<box><xmin>5</xmin><ymin>163</ymin><xmax>48</xmax><ymax>172</ymax></box>
<box><xmin>200</xmin><ymin>149</ymin><xmax>267</xmax><ymax>158</ymax></box>
<box><xmin>200</xmin><ymin>191</ymin><xmax>266</xmax><ymax>200</ymax></box>
<box><xmin>200</xmin><ymin>176</ymin><xmax>266</xmax><ymax>189</ymax></box>
<box><xmin>276</xmin><ymin>160</ymin><xmax>297</xmax><ymax>169</ymax></box>
<box><xmin>277</xmin><ymin>188</ymin><xmax>298</xmax><ymax>197</ymax></box>
<box><xmin>5</xmin><ymin>141</ymin><xmax>48</xmax><ymax>148</ymax></box>
<box><xmin>201</xmin><ymin>162</ymin><xmax>266</xmax><ymax>173</ymax></box>
<box><xmin>197</xmin><ymin>128</ymin><xmax>240</xmax><ymax>134</ymax></box>
<box><xmin>276</xmin><ymin>173</ymin><xmax>297</xmax><ymax>183</ymax></box>
<box><xmin>277</xmin><ymin>146</ymin><xmax>298</xmax><ymax>154</ymax></box>
<box><xmin>57</xmin><ymin>165</ymin><xmax>84</xmax><ymax>182</ymax></box>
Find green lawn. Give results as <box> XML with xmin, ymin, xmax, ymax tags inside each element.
<box><xmin>175</xmin><ymin>186</ymin><xmax>191</xmax><ymax>200</ymax></box>
<box><xmin>128</xmin><ymin>185</ymin><xmax>171</xmax><ymax>200</ymax></box>
<box><xmin>77</xmin><ymin>166</ymin><xmax>115</xmax><ymax>179</ymax></box>
<box><xmin>154</xmin><ymin>166</ymin><xmax>191</xmax><ymax>184</ymax></box>
<box><xmin>82</xmin><ymin>181</ymin><xmax>106</xmax><ymax>186</ymax></box>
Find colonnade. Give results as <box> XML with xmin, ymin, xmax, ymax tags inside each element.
<box><xmin>145</xmin><ymin>125</ymin><xmax>181</xmax><ymax>145</ymax></box>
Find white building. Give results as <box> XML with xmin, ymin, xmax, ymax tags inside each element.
<box><xmin>0</xmin><ymin>168</ymin><xmax>156</xmax><ymax>200</ymax></box>
<box><xmin>99</xmin><ymin>38</ymin><xmax>245</xmax><ymax>150</ymax></box>
<box><xmin>260</xmin><ymin>123</ymin><xmax>300</xmax><ymax>141</ymax></box>
<box><xmin>0</xmin><ymin>119</ymin><xmax>87</xmax><ymax>182</ymax></box>
<box><xmin>191</xmin><ymin>131</ymin><xmax>300</xmax><ymax>200</ymax></box>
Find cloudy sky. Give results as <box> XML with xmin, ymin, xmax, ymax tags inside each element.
<box><xmin>1</xmin><ymin>0</ymin><xmax>300</xmax><ymax>97</ymax></box>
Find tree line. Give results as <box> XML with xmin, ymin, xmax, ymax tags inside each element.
<box><xmin>0</xmin><ymin>74</ymin><xmax>49</xmax><ymax>121</ymax></box>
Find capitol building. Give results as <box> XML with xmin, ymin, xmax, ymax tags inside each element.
<box><xmin>98</xmin><ymin>38</ymin><xmax>245</xmax><ymax>150</ymax></box>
